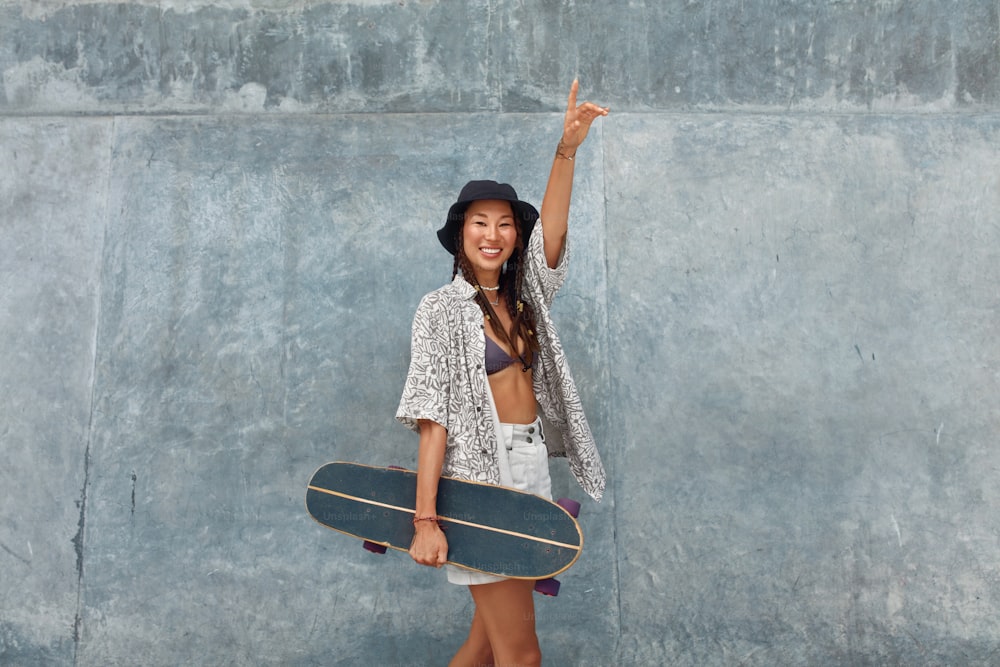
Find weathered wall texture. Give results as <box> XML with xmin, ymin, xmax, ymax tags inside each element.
<box><xmin>2</xmin><ymin>1</ymin><xmax>999</xmax><ymax>665</ymax></box>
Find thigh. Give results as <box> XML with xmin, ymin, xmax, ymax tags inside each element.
<box><xmin>469</xmin><ymin>579</ymin><xmax>539</xmax><ymax>663</ymax></box>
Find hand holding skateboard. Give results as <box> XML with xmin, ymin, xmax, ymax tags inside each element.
<box><xmin>409</xmin><ymin>519</ymin><xmax>448</xmax><ymax>568</ymax></box>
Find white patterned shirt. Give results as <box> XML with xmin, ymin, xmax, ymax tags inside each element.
<box><xmin>396</xmin><ymin>225</ymin><xmax>606</xmax><ymax>501</ymax></box>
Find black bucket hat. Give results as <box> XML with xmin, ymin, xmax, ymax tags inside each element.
<box><xmin>437</xmin><ymin>180</ymin><xmax>539</xmax><ymax>255</ymax></box>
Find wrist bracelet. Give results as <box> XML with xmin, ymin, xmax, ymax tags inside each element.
<box><xmin>556</xmin><ymin>141</ymin><xmax>576</xmax><ymax>161</ymax></box>
<box><xmin>413</xmin><ymin>515</ymin><xmax>440</xmax><ymax>525</ymax></box>
<box><xmin>413</xmin><ymin>515</ymin><xmax>445</xmax><ymax>531</ymax></box>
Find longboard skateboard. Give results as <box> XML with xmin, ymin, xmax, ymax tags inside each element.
<box><xmin>306</xmin><ymin>461</ymin><xmax>583</xmax><ymax>595</ymax></box>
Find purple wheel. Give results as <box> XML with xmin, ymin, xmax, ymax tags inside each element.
<box><xmin>556</xmin><ymin>498</ymin><xmax>581</xmax><ymax>518</ymax></box>
<box><xmin>363</xmin><ymin>540</ymin><xmax>388</xmax><ymax>554</ymax></box>
<box><xmin>534</xmin><ymin>578</ymin><xmax>561</xmax><ymax>597</ymax></box>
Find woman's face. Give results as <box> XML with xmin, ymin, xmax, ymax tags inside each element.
<box><xmin>461</xmin><ymin>199</ymin><xmax>518</xmax><ymax>281</ymax></box>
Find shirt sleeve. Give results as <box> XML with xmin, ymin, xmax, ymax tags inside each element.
<box><xmin>524</xmin><ymin>221</ymin><xmax>569</xmax><ymax>308</ymax></box>
<box><xmin>396</xmin><ymin>292</ymin><xmax>451</xmax><ymax>433</ymax></box>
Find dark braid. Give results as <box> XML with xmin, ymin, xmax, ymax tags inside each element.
<box><xmin>503</xmin><ymin>243</ymin><xmax>541</xmax><ymax>360</ymax></box>
<box><xmin>452</xmin><ymin>218</ymin><xmax>540</xmax><ymax>371</ymax></box>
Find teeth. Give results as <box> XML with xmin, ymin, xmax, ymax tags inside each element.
<box><xmin>481</xmin><ymin>248</ymin><xmax>501</xmax><ymax>255</ymax></box>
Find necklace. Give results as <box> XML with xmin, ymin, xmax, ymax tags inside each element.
<box><xmin>478</xmin><ymin>284</ymin><xmax>500</xmax><ymax>306</ymax></box>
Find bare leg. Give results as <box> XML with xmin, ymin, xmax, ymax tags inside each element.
<box><xmin>467</xmin><ymin>579</ymin><xmax>541</xmax><ymax>667</ymax></box>
<box><xmin>449</xmin><ymin>604</ymin><xmax>494</xmax><ymax>667</ymax></box>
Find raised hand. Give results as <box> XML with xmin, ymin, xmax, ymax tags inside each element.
<box><xmin>559</xmin><ymin>79</ymin><xmax>609</xmax><ymax>153</ymax></box>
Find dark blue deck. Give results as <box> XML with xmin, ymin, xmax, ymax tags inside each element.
<box><xmin>306</xmin><ymin>462</ymin><xmax>582</xmax><ymax>578</ymax></box>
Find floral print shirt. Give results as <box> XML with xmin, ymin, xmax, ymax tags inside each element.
<box><xmin>396</xmin><ymin>225</ymin><xmax>606</xmax><ymax>501</ymax></box>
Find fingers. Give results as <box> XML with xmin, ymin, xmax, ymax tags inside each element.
<box><xmin>409</xmin><ymin>544</ymin><xmax>435</xmax><ymax>566</ymax></box>
<box><xmin>410</xmin><ymin>548</ymin><xmax>441</xmax><ymax>567</ymax></box>
<box><xmin>566</xmin><ymin>78</ymin><xmax>579</xmax><ymax>112</ymax></box>
<box><xmin>413</xmin><ymin>548</ymin><xmax>445</xmax><ymax>567</ymax></box>
<box><xmin>578</xmin><ymin>101</ymin><xmax>610</xmax><ymax>119</ymax></box>
<box><xmin>561</xmin><ymin>100</ymin><xmax>608</xmax><ymax>150</ymax></box>
<box><xmin>409</xmin><ymin>532</ymin><xmax>448</xmax><ymax>568</ymax></box>
<box><xmin>565</xmin><ymin>80</ymin><xmax>609</xmax><ymax>126</ymax></box>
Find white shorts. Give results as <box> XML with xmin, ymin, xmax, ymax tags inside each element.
<box><xmin>446</xmin><ymin>417</ymin><xmax>552</xmax><ymax>586</ymax></box>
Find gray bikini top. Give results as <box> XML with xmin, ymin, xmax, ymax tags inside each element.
<box><xmin>485</xmin><ymin>335</ymin><xmax>517</xmax><ymax>375</ymax></box>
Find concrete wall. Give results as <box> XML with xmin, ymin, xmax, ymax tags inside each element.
<box><xmin>2</xmin><ymin>1</ymin><xmax>998</xmax><ymax>665</ymax></box>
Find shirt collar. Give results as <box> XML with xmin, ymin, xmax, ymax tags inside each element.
<box><xmin>451</xmin><ymin>273</ymin><xmax>478</xmax><ymax>300</ymax></box>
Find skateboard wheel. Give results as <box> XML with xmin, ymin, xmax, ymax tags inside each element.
<box><xmin>534</xmin><ymin>578</ymin><xmax>561</xmax><ymax>597</ymax></box>
<box><xmin>363</xmin><ymin>540</ymin><xmax>388</xmax><ymax>554</ymax></box>
<box><xmin>556</xmin><ymin>498</ymin><xmax>581</xmax><ymax>518</ymax></box>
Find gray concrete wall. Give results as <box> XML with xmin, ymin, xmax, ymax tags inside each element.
<box><xmin>1</xmin><ymin>1</ymin><xmax>998</xmax><ymax>665</ymax></box>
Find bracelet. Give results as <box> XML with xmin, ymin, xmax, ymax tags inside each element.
<box><xmin>556</xmin><ymin>141</ymin><xmax>576</xmax><ymax>161</ymax></box>
<box><xmin>412</xmin><ymin>515</ymin><xmax>445</xmax><ymax>531</ymax></box>
<box><xmin>413</xmin><ymin>515</ymin><xmax>440</xmax><ymax>525</ymax></box>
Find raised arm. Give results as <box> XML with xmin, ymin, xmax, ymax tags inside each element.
<box><xmin>539</xmin><ymin>79</ymin><xmax>609</xmax><ymax>268</ymax></box>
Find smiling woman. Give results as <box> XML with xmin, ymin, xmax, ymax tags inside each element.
<box><xmin>463</xmin><ymin>199</ymin><xmax>518</xmax><ymax>271</ymax></box>
<box><xmin>395</xmin><ymin>80</ymin><xmax>609</xmax><ymax>666</ymax></box>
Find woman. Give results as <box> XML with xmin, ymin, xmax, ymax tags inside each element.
<box><xmin>396</xmin><ymin>80</ymin><xmax>608</xmax><ymax>667</ymax></box>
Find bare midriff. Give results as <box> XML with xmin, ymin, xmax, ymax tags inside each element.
<box><xmin>489</xmin><ymin>363</ymin><xmax>537</xmax><ymax>424</ymax></box>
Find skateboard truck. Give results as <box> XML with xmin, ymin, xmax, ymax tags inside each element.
<box><xmin>363</xmin><ymin>541</ymin><xmax>388</xmax><ymax>554</ymax></box>
<box><xmin>534</xmin><ymin>577</ymin><xmax>561</xmax><ymax>596</ymax></box>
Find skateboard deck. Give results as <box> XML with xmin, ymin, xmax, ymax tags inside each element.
<box><xmin>306</xmin><ymin>461</ymin><xmax>583</xmax><ymax>581</ymax></box>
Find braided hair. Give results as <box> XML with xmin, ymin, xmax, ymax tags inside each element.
<box><xmin>451</xmin><ymin>211</ymin><xmax>540</xmax><ymax>371</ymax></box>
